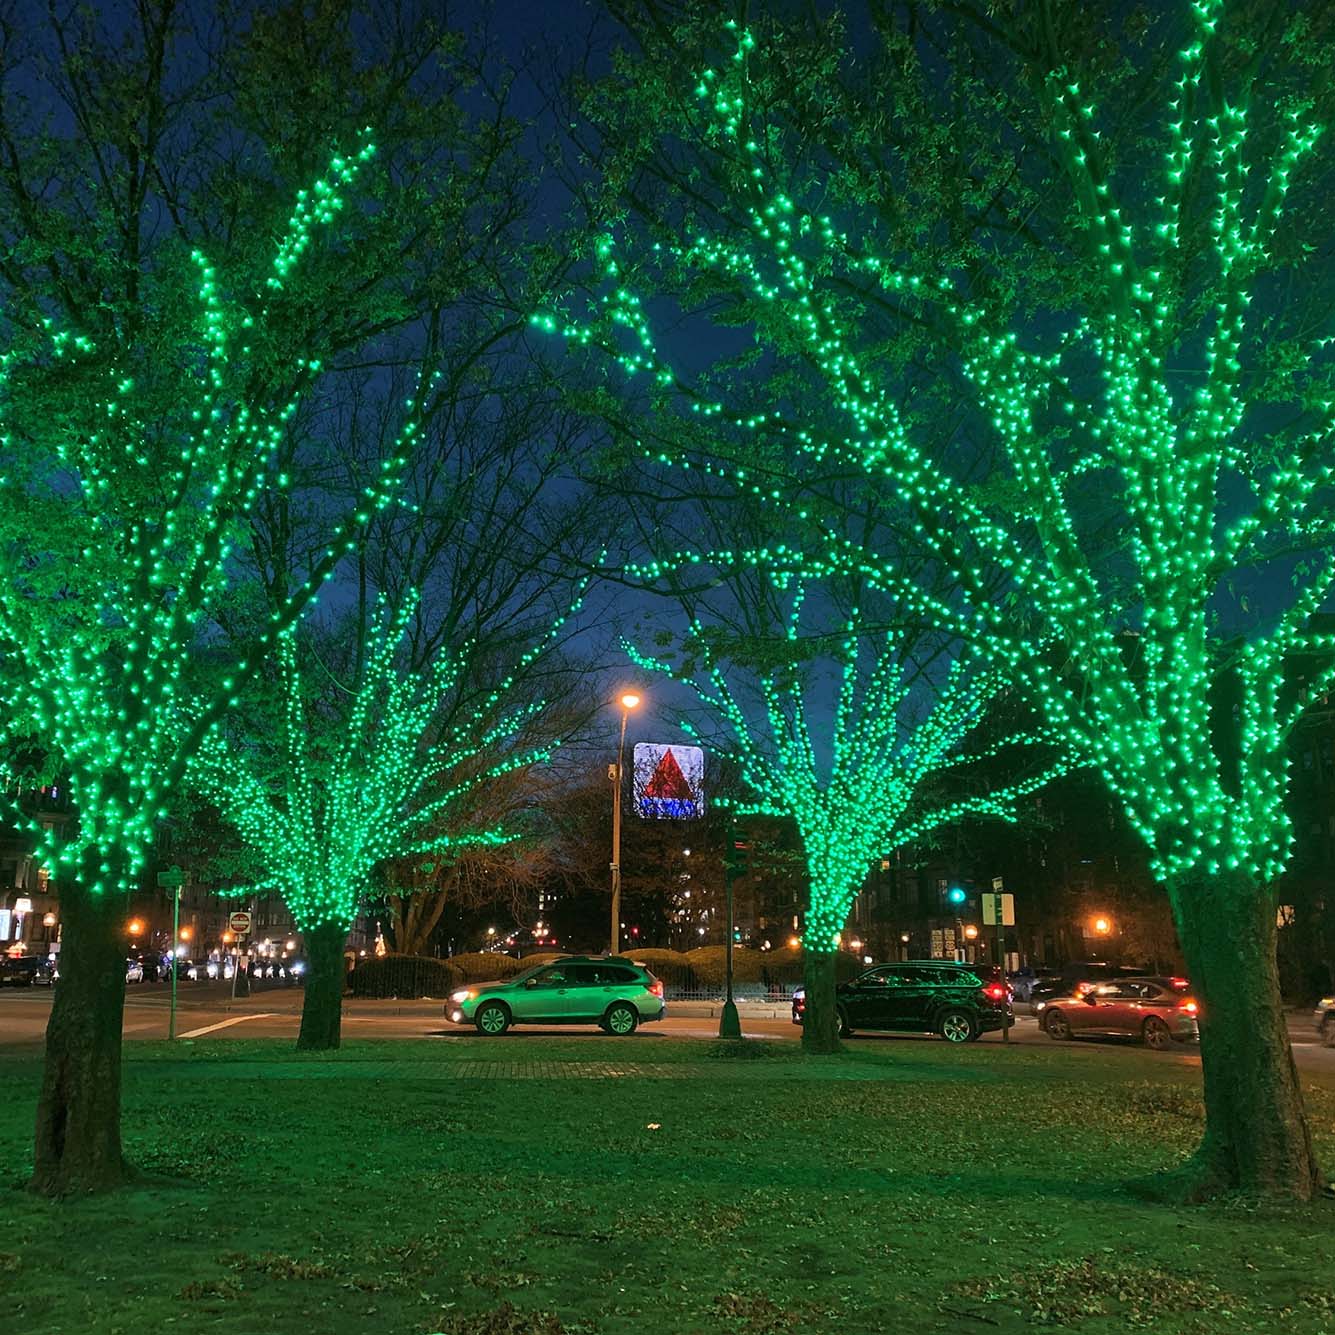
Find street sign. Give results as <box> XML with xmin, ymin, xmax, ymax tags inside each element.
<box><xmin>982</xmin><ymin>893</ymin><xmax>1015</xmax><ymax>927</ymax></box>
<box><xmin>228</xmin><ymin>911</ymin><xmax>252</xmax><ymax>936</ymax></box>
<box><xmin>157</xmin><ymin>866</ymin><xmax>185</xmax><ymax>889</ymax></box>
<box><xmin>633</xmin><ymin>743</ymin><xmax>705</xmax><ymax>819</ymax></box>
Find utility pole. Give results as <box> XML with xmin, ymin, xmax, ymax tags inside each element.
<box><xmin>719</xmin><ymin>834</ymin><xmax>749</xmax><ymax>1040</ymax></box>
<box><xmin>609</xmin><ymin>692</ymin><xmax>641</xmax><ymax>956</ymax></box>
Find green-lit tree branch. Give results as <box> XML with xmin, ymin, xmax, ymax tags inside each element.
<box><xmin>190</xmin><ymin>587</ymin><xmax>580</xmax><ymax>937</ymax></box>
<box><xmin>0</xmin><ymin>138</ymin><xmax>419</xmax><ymax>897</ymax></box>
<box><xmin>624</xmin><ymin>574</ymin><xmax>1065</xmax><ymax>954</ymax></box>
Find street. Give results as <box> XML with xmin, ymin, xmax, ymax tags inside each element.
<box><xmin>3</xmin><ymin>983</ymin><xmax>1332</xmax><ymax>1078</ymax></box>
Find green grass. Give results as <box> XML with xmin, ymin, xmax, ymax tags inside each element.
<box><xmin>2</xmin><ymin>1035</ymin><xmax>1333</xmax><ymax>1334</ymax></box>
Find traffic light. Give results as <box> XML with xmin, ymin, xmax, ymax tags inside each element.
<box><xmin>943</xmin><ymin>885</ymin><xmax>967</xmax><ymax>911</ymax></box>
<box><xmin>724</xmin><ymin>838</ymin><xmax>751</xmax><ymax>878</ymax></box>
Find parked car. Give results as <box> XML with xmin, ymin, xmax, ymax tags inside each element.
<box><xmin>1008</xmin><ymin>968</ymin><xmax>1060</xmax><ymax>1004</ymax></box>
<box><xmin>446</xmin><ymin>956</ymin><xmax>666</xmax><ymax>1036</ymax></box>
<box><xmin>1316</xmin><ymin>995</ymin><xmax>1335</xmax><ymax>1047</ymax></box>
<box><xmin>792</xmin><ymin>960</ymin><xmax>1012</xmax><ymax>1043</ymax></box>
<box><xmin>0</xmin><ymin>953</ymin><xmax>57</xmax><ymax>986</ymax></box>
<box><xmin>1028</xmin><ymin>962</ymin><xmax>1148</xmax><ymax>1005</ymax></box>
<box><xmin>1036</xmin><ymin>976</ymin><xmax>1199</xmax><ymax>1049</ymax></box>
<box><xmin>125</xmin><ymin>958</ymin><xmax>144</xmax><ymax>983</ymax></box>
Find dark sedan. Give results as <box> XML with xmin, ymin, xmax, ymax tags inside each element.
<box><xmin>0</xmin><ymin>953</ymin><xmax>56</xmax><ymax>986</ymax></box>
<box><xmin>1036</xmin><ymin>976</ymin><xmax>1199</xmax><ymax>1049</ymax></box>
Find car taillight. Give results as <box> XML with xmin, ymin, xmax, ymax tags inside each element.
<box><xmin>647</xmin><ymin>979</ymin><xmax>664</xmax><ymax>998</ymax></box>
<box><xmin>1170</xmin><ymin>977</ymin><xmax>1190</xmax><ymax>990</ymax></box>
<box><xmin>1179</xmin><ymin>999</ymin><xmax>1199</xmax><ymax>1015</ymax></box>
<box><xmin>983</xmin><ymin>984</ymin><xmax>1007</xmax><ymax>1001</ymax></box>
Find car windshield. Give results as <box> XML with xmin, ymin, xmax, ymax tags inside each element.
<box><xmin>510</xmin><ymin>962</ymin><xmax>549</xmax><ymax>984</ymax></box>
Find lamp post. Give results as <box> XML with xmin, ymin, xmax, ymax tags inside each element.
<box><xmin>609</xmin><ymin>691</ymin><xmax>641</xmax><ymax>956</ymax></box>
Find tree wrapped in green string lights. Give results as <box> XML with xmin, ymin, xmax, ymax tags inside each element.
<box><xmin>191</xmin><ymin>591</ymin><xmax>574</xmax><ymax>1049</ymax></box>
<box><xmin>625</xmin><ymin>569</ymin><xmax>1063</xmax><ymax>1051</ymax></box>
<box><xmin>0</xmin><ymin>140</ymin><xmax>419</xmax><ymax>1193</ymax></box>
<box><xmin>549</xmin><ymin>4</ymin><xmax>1335</xmax><ymax>1196</ymax></box>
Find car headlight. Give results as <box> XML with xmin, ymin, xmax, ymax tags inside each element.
<box><xmin>451</xmin><ymin>989</ymin><xmax>475</xmax><ymax>1003</ymax></box>
<box><xmin>1321</xmin><ymin>997</ymin><xmax>1335</xmax><ymax>1008</ymax></box>
<box><xmin>290</xmin><ymin>962</ymin><xmax>304</xmax><ymax>974</ymax></box>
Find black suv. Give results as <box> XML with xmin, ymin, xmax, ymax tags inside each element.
<box><xmin>792</xmin><ymin>961</ymin><xmax>1012</xmax><ymax>1043</ymax></box>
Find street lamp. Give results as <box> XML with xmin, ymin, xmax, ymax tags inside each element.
<box><xmin>964</xmin><ymin>924</ymin><xmax>979</xmax><ymax>941</ymax></box>
<box><xmin>1093</xmin><ymin>916</ymin><xmax>1112</xmax><ymax>936</ymax></box>
<box><xmin>609</xmin><ymin>690</ymin><xmax>641</xmax><ymax>956</ymax></box>
<box><xmin>127</xmin><ymin>918</ymin><xmax>143</xmax><ymax>937</ymax></box>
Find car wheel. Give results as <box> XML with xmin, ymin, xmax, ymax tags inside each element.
<box><xmin>605</xmin><ymin>1002</ymin><xmax>639</xmax><ymax>1035</ymax></box>
<box><xmin>1044</xmin><ymin>1009</ymin><xmax>1072</xmax><ymax>1041</ymax></box>
<box><xmin>939</xmin><ymin>1009</ymin><xmax>977</xmax><ymax>1044</ymax></box>
<box><xmin>1143</xmin><ymin>1016</ymin><xmax>1172</xmax><ymax>1051</ymax></box>
<box><xmin>474</xmin><ymin>1002</ymin><xmax>511</xmax><ymax>1036</ymax></box>
<box><xmin>837</xmin><ymin>1008</ymin><xmax>853</xmax><ymax>1038</ymax></box>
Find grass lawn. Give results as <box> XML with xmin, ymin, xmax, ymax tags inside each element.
<box><xmin>2</xmin><ymin>1035</ymin><xmax>1334</xmax><ymax>1335</ymax></box>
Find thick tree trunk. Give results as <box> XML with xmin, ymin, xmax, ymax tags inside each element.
<box><xmin>1168</xmin><ymin>870</ymin><xmax>1321</xmax><ymax>1200</ymax></box>
<box><xmin>31</xmin><ymin>876</ymin><xmax>130</xmax><ymax>1196</ymax></box>
<box><xmin>296</xmin><ymin>921</ymin><xmax>349</xmax><ymax>1051</ymax></box>
<box><xmin>801</xmin><ymin>949</ymin><xmax>841</xmax><ymax>1054</ymax></box>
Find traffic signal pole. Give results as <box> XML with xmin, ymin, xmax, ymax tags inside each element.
<box><xmin>169</xmin><ymin>884</ymin><xmax>179</xmax><ymax>1042</ymax></box>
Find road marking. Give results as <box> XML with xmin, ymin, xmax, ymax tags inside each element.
<box><xmin>178</xmin><ymin>1013</ymin><xmax>278</xmax><ymax>1039</ymax></box>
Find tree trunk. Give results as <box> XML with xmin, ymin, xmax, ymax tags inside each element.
<box><xmin>1168</xmin><ymin>870</ymin><xmax>1321</xmax><ymax>1200</ymax></box>
<box><xmin>296</xmin><ymin>921</ymin><xmax>349</xmax><ymax>1051</ymax></box>
<box><xmin>801</xmin><ymin>949</ymin><xmax>841</xmax><ymax>1054</ymax></box>
<box><xmin>31</xmin><ymin>876</ymin><xmax>130</xmax><ymax>1196</ymax></box>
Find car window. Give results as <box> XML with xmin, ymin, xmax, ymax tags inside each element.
<box><xmin>854</xmin><ymin>969</ymin><xmax>894</xmax><ymax>987</ymax></box>
<box><xmin>571</xmin><ymin>964</ymin><xmax>640</xmax><ymax>985</ymax></box>
<box><xmin>948</xmin><ymin>970</ymin><xmax>981</xmax><ymax>987</ymax></box>
<box><xmin>894</xmin><ymin>967</ymin><xmax>932</xmax><ymax>986</ymax></box>
<box><xmin>532</xmin><ymin>966</ymin><xmax>568</xmax><ymax>985</ymax></box>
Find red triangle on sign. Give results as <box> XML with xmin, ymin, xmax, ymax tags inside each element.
<box><xmin>643</xmin><ymin>748</ymin><xmax>695</xmax><ymax>801</ymax></box>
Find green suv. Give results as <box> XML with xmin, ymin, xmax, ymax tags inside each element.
<box><xmin>447</xmin><ymin>957</ymin><xmax>666</xmax><ymax>1036</ymax></box>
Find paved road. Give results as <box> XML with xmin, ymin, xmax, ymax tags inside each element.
<box><xmin>1</xmin><ymin>984</ymin><xmax>1331</xmax><ymax>1076</ymax></box>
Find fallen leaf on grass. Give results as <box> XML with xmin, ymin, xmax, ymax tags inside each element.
<box><xmin>429</xmin><ymin>1299</ymin><xmax>579</xmax><ymax>1334</ymax></box>
<box><xmin>711</xmin><ymin>1291</ymin><xmax>797</xmax><ymax>1334</ymax></box>
<box><xmin>177</xmin><ymin>1277</ymin><xmax>242</xmax><ymax>1301</ymax></box>
<box><xmin>221</xmin><ymin>1250</ymin><xmax>336</xmax><ymax>1280</ymax></box>
<box><xmin>956</xmin><ymin>1257</ymin><xmax>1231</xmax><ymax>1327</ymax></box>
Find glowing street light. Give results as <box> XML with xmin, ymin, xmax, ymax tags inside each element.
<box><xmin>127</xmin><ymin>918</ymin><xmax>144</xmax><ymax>936</ymax></box>
<box><xmin>1093</xmin><ymin>916</ymin><xmax>1112</xmax><ymax>936</ymax></box>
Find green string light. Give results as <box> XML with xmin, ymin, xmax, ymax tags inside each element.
<box><xmin>0</xmin><ymin>135</ymin><xmax>415</xmax><ymax>900</ymax></box>
<box><xmin>190</xmin><ymin>586</ymin><xmax>585</xmax><ymax>934</ymax></box>
<box><xmin>545</xmin><ymin>6</ymin><xmax>1332</xmax><ymax>896</ymax></box>
<box><xmin>625</xmin><ymin>575</ymin><xmax>1066</xmax><ymax>952</ymax></box>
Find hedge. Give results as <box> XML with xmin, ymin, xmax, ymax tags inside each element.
<box><xmin>348</xmin><ymin>954</ymin><xmax>461</xmax><ymax>999</ymax></box>
<box><xmin>449</xmin><ymin>951</ymin><xmax>526</xmax><ymax>982</ymax></box>
<box><xmin>349</xmin><ymin>945</ymin><xmax>866</xmax><ymax>999</ymax></box>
